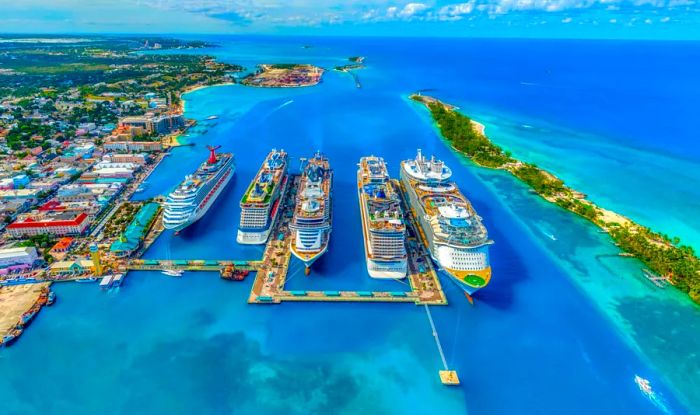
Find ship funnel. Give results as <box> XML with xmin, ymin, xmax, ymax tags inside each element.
<box><xmin>207</xmin><ymin>145</ymin><xmax>221</xmax><ymax>164</ymax></box>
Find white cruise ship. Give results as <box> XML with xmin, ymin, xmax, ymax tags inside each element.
<box><xmin>237</xmin><ymin>149</ymin><xmax>289</xmax><ymax>244</ymax></box>
<box><xmin>357</xmin><ymin>156</ymin><xmax>407</xmax><ymax>279</ymax></box>
<box><xmin>290</xmin><ymin>152</ymin><xmax>332</xmax><ymax>275</ymax></box>
<box><xmin>400</xmin><ymin>149</ymin><xmax>492</xmax><ymax>295</ymax></box>
<box><xmin>163</xmin><ymin>146</ymin><xmax>235</xmax><ymax>233</ymax></box>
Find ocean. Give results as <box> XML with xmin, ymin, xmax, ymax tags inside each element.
<box><xmin>1</xmin><ymin>36</ymin><xmax>698</xmax><ymax>415</ymax></box>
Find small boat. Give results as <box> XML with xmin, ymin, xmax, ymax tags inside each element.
<box><xmin>99</xmin><ymin>275</ymin><xmax>114</xmax><ymax>290</ymax></box>
<box><xmin>635</xmin><ymin>375</ymin><xmax>654</xmax><ymax>396</ymax></box>
<box><xmin>1</xmin><ymin>328</ymin><xmax>23</xmax><ymax>347</ymax></box>
<box><xmin>161</xmin><ymin>269</ymin><xmax>183</xmax><ymax>277</ymax></box>
<box><xmin>47</xmin><ymin>291</ymin><xmax>56</xmax><ymax>306</ymax></box>
<box><xmin>206</xmin><ymin>115</ymin><xmax>218</xmax><ymax>120</ymax></box>
<box><xmin>75</xmin><ymin>277</ymin><xmax>97</xmax><ymax>283</ymax></box>
<box><xmin>112</xmin><ymin>273</ymin><xmax>124</xmax><ymax>287</ymax></box>
<box><xmin>20</xmin><ymin>310</ymin><xmax>37</xmax><ymax>326</ymax></box>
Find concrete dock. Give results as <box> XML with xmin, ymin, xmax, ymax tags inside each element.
<box><xmin>248</xmin><ymin>176</ymin><xmax>448</xmax><ymax>305</ymax></box>
<box><xmin>106</xmin><ymin>174</ymin><xmax>448</xmax><ymax>307</ymax></box>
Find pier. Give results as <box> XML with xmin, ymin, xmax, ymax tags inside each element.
<box><xmin>100</xmin><ymin>173</ymin><xmax>448</xmax><ymax>307</ymax></box>
<box><xmin>247</xmin><ymin>176</ymin><xmax>448</xmax><ymax>305</ymax></box>
<box><xmin>125</xmin><ymin>259</ymin><xmax>261</xmax><ymax>272</ymax></box>
<box><xmin>425</xmin><ymin>304</ymin><xmax>460</xmax><ymax>385</ymax></box>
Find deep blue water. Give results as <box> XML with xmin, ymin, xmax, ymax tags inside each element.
<box><xmin>1</xmin><ymin>37</ymin><xmax>699</xmax><ymax>414</ymax></box>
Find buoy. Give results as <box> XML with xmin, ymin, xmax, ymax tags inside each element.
<box><xmin>305</xmin><ymin>267</ymin><xmax>311</xmax><ymax>276</ymax></box>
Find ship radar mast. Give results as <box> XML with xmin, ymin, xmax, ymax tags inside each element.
<box><xmin>207</xmin><ymin>145</ymin><xmax>221</xmax><ymax>164</ymax></box>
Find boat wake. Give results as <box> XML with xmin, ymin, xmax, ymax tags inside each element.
<box><xmin>539</xmin><ymin>228</ymin><xmax>557</xmax><ymax>241</ymax></box>
<box><xmin>277</xmin><ymin>99</ymin><xmax>294</xmax><ymax>110</ymax></box>
<box><xmin>634</xmin><ymin>375</ymin><xmax>671</xmax><ymax>414</ymax></box>
<box><xmin>261</xmin><ymin>100</ymin><xmax>295</xmax><ymax>121</ymax></box>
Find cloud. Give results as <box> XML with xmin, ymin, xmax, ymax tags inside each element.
<box><xmin>398</xmin><ymin>2</ymin><xmax>430</xmax><ymax>18</ymax></box>
<box><xmin>438</xmin><ymin>2</ymin><xmax>476</xmax><ymax>20</ymax></box>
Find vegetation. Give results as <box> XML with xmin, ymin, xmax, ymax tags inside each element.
<box><xmin>0</xmin><ymin>37</ymin><xmax>243</xmax><ymax>99</ymax></box>
<box><xmin>609</xmin><ymin>226</ymin><xmax>700</xmax><ymax>302</ymax></box>
<box><xmin>511</xmin><ymin>163</ymin><xmax>567</xmax><ymax>198</ymax></box>
<box><xmin>415</xmin><ymin>94</ymin><xmax>700</xmax><ymax>305</ymax></box>
<box><xmin>425</xmin><ymin>100</ymin><xmax>513</xmax><ymax>168</ymax></box>
<box><xmin>103</xmin><ymin>202</ymin><xmax>141</xmax><ymax>239</ymax></box>
<box><xmin>17</xmin><ymin>234</ymin><xmax>55</xmax><ymax>250</ymax></box>
<box><xmin>268</xmin><ymin>63</ymin><xmax>301</xmax><ymax>69</ymax></box>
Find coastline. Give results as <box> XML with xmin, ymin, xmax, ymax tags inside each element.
<box><xmin>180</xmin><ymin>82</ymin><xmax>236</xmax><ymax>113</ymax></box>
<box><xmin>0</xmin><ymin>282</ymin><xmax>51</xmax><ymax>343</ymax></box>
<box><xmin>410</xmin><ymin>93</ymin><xmax>700</xmax><ymax>305</ymax></box>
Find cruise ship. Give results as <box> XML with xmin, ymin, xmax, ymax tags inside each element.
<box><xmin>357</xmin><ymin>156</ymin><xmax>407</xmax><ymax>279</ymax></box>
<box><xmin>290</xmin><ymin>152</ymin><xmax>332</xmax><ymax>275</ymax></box>
<box><xmin>163</xmin><ymin>146</ymin><xmax>235</xmax><ymax>232</ymax></box>
<box><xmin>400</xmin><ymin>149</ymin><xmax>493</xmax><ymax>295</ymax></box>
<box><xmin>237</xmin><ymin>149</ymin><xmax>289</xmax><ymax>244</ymax></box>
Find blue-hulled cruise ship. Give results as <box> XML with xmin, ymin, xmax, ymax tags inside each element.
<box><xmin>163</xmin><ymin>146</ymin><xmax>235</xmax><ymax>232</ymax></box>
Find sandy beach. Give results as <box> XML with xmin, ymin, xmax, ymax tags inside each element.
<box><xmin>0</xmin><ymin>282</ymin><xmax>51</xmax><ymax>336</ymax></box>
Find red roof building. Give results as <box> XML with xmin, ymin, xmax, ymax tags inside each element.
<box><xmin>7</xmin><ymin>212</ymin><xmax>89</xmax><ymax>238</ymax></box>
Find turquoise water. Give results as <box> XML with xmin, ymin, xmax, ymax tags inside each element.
<box><xmin>1</xmin><ymin>37</ymin><xmax>699</xmax><ymax>414</ymax></box>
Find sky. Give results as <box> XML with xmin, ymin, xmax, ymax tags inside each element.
<box><xmin>0</xmin><ymin>0</ymin><xmax>699</xmax><ymax>39</ymax></box>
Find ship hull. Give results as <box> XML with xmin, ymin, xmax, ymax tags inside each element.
<box><xmin>236</xmin><ymin>228</ymin><xmax>272</xmax><ymax>245</ymax></box>
<box><xmin>290</xmin><ymin>243</ymin><xmax>328</xmax><ymax>268</ymax></box>
<box><xmin>163</xmin><ymin>166</ymin><xmax>234</xmax><ymax>232</ymax></box>
<box><xmin>367</xmin><ymin>259</ymin><xmax>408</xmax><ymax>279</ymax></box>
<box><xmin>358</xmin><ymin>181</ymin><xmax>407</xmax><ymax>279</ymax></box>
<box><xmin>400</xmin><ymin>168</ymin><xmax>490</xmax><ymax>294</ymax></box>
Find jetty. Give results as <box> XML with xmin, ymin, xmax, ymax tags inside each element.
<box><xmin>248</xmin><ymin>176</ymin><xmax>447</xmax><ymax>305</ymax></box>
<box><xmin>125</xmin><ymin>259</ymin><xmax>261</xmax><ymax>272</ymax></box>
<box><xmin>105</xmin><ymin>174</ymin><xmax>447</xmax><ymax>306</ymax></box>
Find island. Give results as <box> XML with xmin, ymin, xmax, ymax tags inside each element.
<box><xmin>334</xmin><ymin>57</ymin><xmax>365</xmax><ymax>89</ymax></box>
<box><xmin>241</xmin><ymin>64</ymin><xmax>323</xmax><ymax>88</ymax></box>
<box><xmin>410</xmin><ymin>94</ymin><xmax>700</xmax><ymax>305</ymax></box>
<box><xmin>334</xmin><ymin>56</ymin><xmax>365</xmax><ymax>72</ymax></box>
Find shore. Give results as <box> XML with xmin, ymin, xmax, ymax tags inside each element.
<box><xmin>0</xmin><ymin>282</ymin><xmax>51</xmax><ymax>337</ymax></box>
<box><xmin>180</xmin><ymin>82</ymin><xmax>236</xmax><ymax>113</ymax></box>
<box><xmin>411</xmin><ymin>93</ymin><xmax>700</xmax><ymax>304</ymax></box>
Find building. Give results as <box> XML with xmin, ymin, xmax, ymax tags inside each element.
<box><xmin>119</xmin><ymin>116</ymin><xmax>151</xmax><ymax>132</ymax></box>
<box><xmin>119</xmin><ymin>114</ymin><xmax>184</xmax><ymax>135</ymax></box>
<box><xmin>102</xmin><ymin>153</ymin><xmax>150</xmax><ymax>165</ymax></box>
<box><xmin>0</xmin><ymin>247</ymin><xmax>38</xmax><ymax>272</ymax></box>
<box><xmin>49</xmin><ymin>259</ymin><xmax>95</xmax><ymax>276</ymax></box>
<box><xmin>50</xmin><ymin>237</ymin><xmax>74</xmax><ymax>254</ymax></box>
<box><xmin>6</xmin><ymin>211</ymin><xmax>90</xmax><ymax>238</ymax></box>
<box><xmin>152</xmin><ymin>114</ymin><xmax>184</xmax><ymax>134</ymax></box>
<box><xmin>0</xmin><ymin>189</ymin><xmax>42</xmax><ymax>203</ymax></box>
<box><xmin>104</xmin><ymin>141</ymin><xmax>163</xmax><ymax>152</ymax></box>
<box><xmin>109</xmin><ymin>202</ymin><xmax>159</xmax><ymax>258</ymax></box>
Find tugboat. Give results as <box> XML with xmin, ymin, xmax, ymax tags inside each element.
<box><xmin>220</xmin><ymin>265</ymin><xmax>250</xmax><ymax>281</ymax></box>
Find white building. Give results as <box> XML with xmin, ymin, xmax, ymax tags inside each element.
<box><xmin>0</xmin><ymin>247</ymin><xmax>39</xmax><ymax>269</ymax></box>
